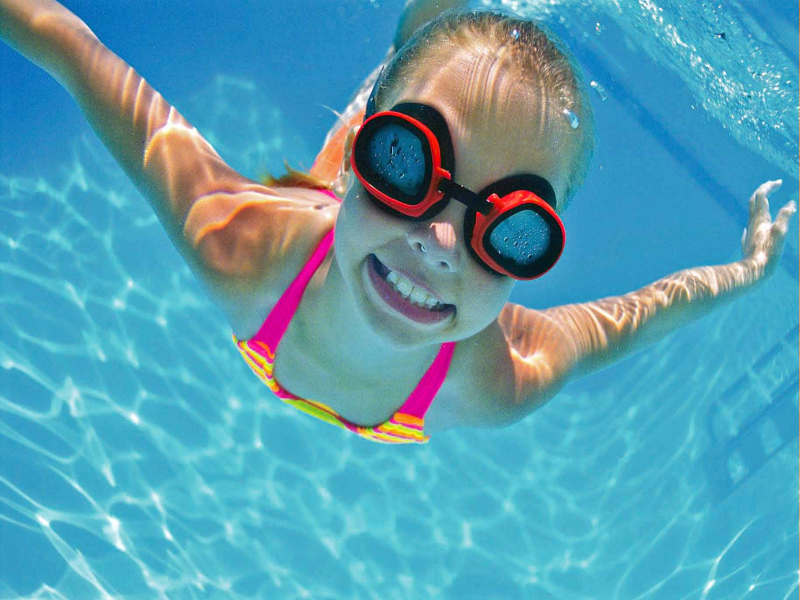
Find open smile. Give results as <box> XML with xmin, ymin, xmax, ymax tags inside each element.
<box><xmin>365</xmin><ymin>254</ymin><xmax>456</xmax><ymax>325</ymax></box>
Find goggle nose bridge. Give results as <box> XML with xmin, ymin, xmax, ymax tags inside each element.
<box><xmin>436</xmin><ymin>177</ymin><xmax>493</xmax><ymax>215</ymax></box>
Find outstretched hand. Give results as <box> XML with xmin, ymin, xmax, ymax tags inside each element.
<box><xmin>741</xmin><ymin>179</ymin><xmax>797</xmax><ymax>279</ymax></box>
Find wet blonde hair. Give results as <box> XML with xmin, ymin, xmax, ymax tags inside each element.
<box><xmin>372</xmin><ymin>10</ymin><xmax>595</xmax><ymax>209</ymax></box>
<box><xmin>262</xmin><ymin>161</ymin><xmax>332</xmax><ymax>190</ymax></box>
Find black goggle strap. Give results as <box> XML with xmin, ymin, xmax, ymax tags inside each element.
<box><xmin>437</xmin><ymin>177</ymin><xmax>493</xmax><ymax>215</ymax></box>
<box><xmin>438</xmin><ymin>173</ymin><xmax>559</xmax><ymax>219</ymax></box>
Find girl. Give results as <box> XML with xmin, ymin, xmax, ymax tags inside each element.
<box><xmin>0</xmin><ymin>0</ymin><xmax>795</xmax><ymax>444</ymax></box>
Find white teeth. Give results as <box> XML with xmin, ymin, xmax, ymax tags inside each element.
<box><xmin>410</xmin><ymin>287</ymin><xmax>428</xmax><ymax>304</ymax></box>
<box><xmin>382</xmin><ymin>266</ymin><xmax>443</xmax><ymax>309</ymax></box>
<box><xmin>396</xmin><ymin>278</ymin><xmax>413</xmax><ymax>297</ymax></box>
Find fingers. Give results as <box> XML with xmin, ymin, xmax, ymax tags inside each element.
<box><xmin>742</xmin><ymin>180</ymin><xmax>794</xmax><ymax>259</ymax></box>
<box><xmin>755</xmin><ymin>179</ymin><xmax>783</xmax><ymax>200</ymax></box>
<box><xmin>772</xmin><ymin>200</ymin><xmax>798</xmax><ymax>237</ymax></box>
<box><xmin>749</xmin><ymin>179</ymin><xmax>782</xmax><ymax>225</ymax></box>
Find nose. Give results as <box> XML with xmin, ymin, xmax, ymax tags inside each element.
<box><xmin>406</xmin><ymin>221</ymin><xmax>461</xmax><ymax>273</ymax></box>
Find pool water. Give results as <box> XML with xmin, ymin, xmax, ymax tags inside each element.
<box><xmin>0</xmin><ymin>1</ymin><xmax>797</xmax><ymax>598</ymax></box>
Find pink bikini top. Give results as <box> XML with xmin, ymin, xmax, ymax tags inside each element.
<box><xmin>233</xmin><ymin>191</ymin><xmax>455</xmax><ymax>443</ymax></box>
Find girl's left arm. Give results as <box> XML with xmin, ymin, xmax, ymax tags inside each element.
<box><xmin>495</xmin><ymin>180</ymin><xmax>796</xmax><ymax>416</ymax></box>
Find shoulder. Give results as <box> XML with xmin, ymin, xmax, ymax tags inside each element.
<box><xmin>427</xmin><ymin>317</ymin><xmax>521</xmax><ymax>433</ymax></box>
<box><xmin>429</xmin><ymin>303</ymin><xmax>567</xmax><ymax>433</ymax></box>
<box><xmin>186</xmin><ymin>186</ymin><xmax>340</xmax><ymax>336</ymax></box>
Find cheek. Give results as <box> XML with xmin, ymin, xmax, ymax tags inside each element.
<box><xmin>480</xmin><ymin>277</ymin><xmax>514</xmax><ymax>317</ymax></box>
<box><xmin>333</xmin><ymin>194</ymin><xmax>361</xmax><ymax>270</ymax></box>
<box><xmin>335</xmin><ymin>188</ymin><xmax>396</xmax><ymax>264</ymax></box>
<box><xmin>458</xmin><ymin>266</ymin><xmax>514</xmax><ymax>332</ymax></box>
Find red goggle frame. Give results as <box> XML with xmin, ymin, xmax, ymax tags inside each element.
<box><xmin>350</xmin><ymin>109</ymin><xmax>565</xmax><ymax>280</ymax></box>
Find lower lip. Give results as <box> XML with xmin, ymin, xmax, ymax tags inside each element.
<box><xmin>366</xmin><ymin>255</ymin><xmax>455</xmax><ymax>325</ymax></box>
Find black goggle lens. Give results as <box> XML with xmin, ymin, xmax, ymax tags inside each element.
<box><xmin>479</xmin><ymin>204</ymin><xmax>563</xmax><ymax>278</ymax></box>
<box><xmin>354</xmin><ymin>115</ymin><xmax>433</xmax><ymax>207</ymax></box>
<box><xmin>366</xmin><ymin>123</ymin><xmax>427</xmax><ymax>199</ymax></box>
<box><xmin>488</xmin><ymin>209</ymin><xmax>552</xmax><ymax>266</ymax></box>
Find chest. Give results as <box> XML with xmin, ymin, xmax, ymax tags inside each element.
<box><xmin>236</xmin><ymin>235</ymin><xmax>518</xmax><ymax>434</ymax></box>
<box><xmin>267</xmin><ymin>319</ymin><xmax>491</xmax><ymax>434</ymax></box>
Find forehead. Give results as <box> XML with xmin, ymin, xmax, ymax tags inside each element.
<box><xmin>386</xmin><ymin>49</ymin><xmax>575</xmax><ymax>207</ymax></box>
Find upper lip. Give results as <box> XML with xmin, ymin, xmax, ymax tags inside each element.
<box><xmin>374</xmin><ymin>255</ymin><xmax>450</xmax><ymax>305</ymax></box>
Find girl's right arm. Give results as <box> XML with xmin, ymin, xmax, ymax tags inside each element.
<box><xmin>0</xmin><ymin>0</ymin><xmax>338</xmax><ymax>330</ymax></box>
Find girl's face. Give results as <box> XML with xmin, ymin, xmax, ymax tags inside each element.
<box><xmin>335</xmin><ymin>48</ymin><xmax>577</xmax><ymax>347</ymax></box>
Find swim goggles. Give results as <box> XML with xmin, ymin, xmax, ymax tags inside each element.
<box><xmin>350</xmin><ymin>103</ymin><xmax>565</xmax><ymax>280</ymax></box>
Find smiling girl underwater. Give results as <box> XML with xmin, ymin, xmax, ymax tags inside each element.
<box><xmin>1</xmin><ymin>0</ymin><xmax>795</xmax><ymax>443</ymax></box>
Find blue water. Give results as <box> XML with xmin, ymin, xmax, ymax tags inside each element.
<box><xmin>0</xmin><ymin>1</ymin><xmax>798</xmax><ymax>598</ymax></box>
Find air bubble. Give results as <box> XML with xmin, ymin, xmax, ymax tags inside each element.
<box><xmin>590</xmin><ymin>81</ymin><xmax>608</xmax><ymax>101</ymax></box>
<box><xmin>562</xmin><ymin>108</ymin><xmax>580</xmax><ymax>129</ymax></box>
<box><xmin>511</xmin><ymin>29</ymin><xmax>520</xmax><ymax>41</ymax></box>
